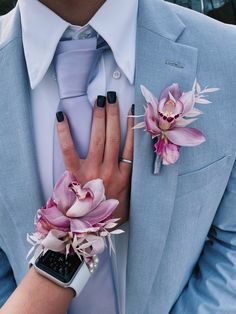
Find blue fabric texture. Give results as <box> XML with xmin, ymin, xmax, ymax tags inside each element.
<box><xmin>1</xmin><ymin>0</ymin><xmax>236</xmax><ymax>313</ymax></box>
<box><xmin>0</xmin><ymin>249</ymin><xmax>16</xmax><ymax>307</ymax></box>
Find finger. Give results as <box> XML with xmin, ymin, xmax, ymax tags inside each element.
<box><xmin>119</xmin><ymin>105</ymin><xmax>134</xmax><ymax>176</ymax></box>
<box><xmin>88</xmin><ymin>96</ymin><xmax>106</xmax><ymax>164</ymax></box>
<box><xmin>103</xmin><ymin>92</ymin><xmax>121</xmax><ymax>166</ymax></box>
<box><xmin>56</xmin><ymin>111</ymin><xmax>81</xmax><ymax>172</ymax></box>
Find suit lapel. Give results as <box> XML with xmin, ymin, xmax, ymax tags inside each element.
<box><xmin>0</xmin><ymin>7</ymin><xmax>44</xmax><ymax>257</ymax></box>
<box><xmin>126</xmin><ymin>1</ymin><xmax>198</xmax><ymax>312</ymax></box>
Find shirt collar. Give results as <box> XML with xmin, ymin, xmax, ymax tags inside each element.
<box><xmin>19</xmin><ymin>0</ymin><xmax>138</xmax><ymax>89</ymax></box>
<box><xmin>89</xmin><ymin>0</ymin><xmax>138</xmax><ymax>85</ymax></box>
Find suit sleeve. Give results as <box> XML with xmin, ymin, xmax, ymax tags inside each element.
<box><xmin>0</xmin><ymin>247</ymin><xmax>16</xmax><ymax>308</ymax></box>
<box><xmin>171</xmin><ymin>158</ymin><xmax>236</xmax><ymax>313</ymax></box>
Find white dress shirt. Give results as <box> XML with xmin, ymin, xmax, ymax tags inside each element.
<box><xmin>18</xmin><ymin>0</ymin><xmax>138</xmax><ymax>313</ymax></box>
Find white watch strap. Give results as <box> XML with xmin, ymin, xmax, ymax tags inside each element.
<box><xmin>69</xmin><ymin>262</ymin><xmax>91</xmax><ymax>296</ymax></box>
<box><xmin>29</xmin><ymin>251</ymin><xmax>91</xmax><ymax>297</ymax></box>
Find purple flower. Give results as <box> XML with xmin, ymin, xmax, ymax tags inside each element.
<box><xmin>28</xmin><ymin>172</ymin><xmax>123</xmax><ymax>258</ymax></box>
<box><xmin>136</xmin><ymin>83</ymin><xmax>208</xmax><ymax>165</ymax></box>
<box><xmin>37</xmin><ymin>171</ymin><xmax>119</xmax><ymax>235</ymax></box>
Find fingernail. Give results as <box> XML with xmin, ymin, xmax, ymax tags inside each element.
<box><xmin>56</xmin><ymin>111</ymin><xmax>64</xmax><ymax>122</ymax></box>
<box><xmin>97</xmin><ymin>95</ymin><xmax>106</xmax><ymax>108</ymax></box>
<box><xmin>131</xmin><ymin>104</ymin><xmax>135</xmax><ymax>115</ymax></box>
<box><xmin>107</xmin><ymin>91</ymin><xmax>117</xmax><ymax>104</ymax></box>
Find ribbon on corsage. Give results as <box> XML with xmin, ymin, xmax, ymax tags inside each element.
<box><xmin>27</xmin><ymin>171</ymin><xmax>124</xmax><ymax>263</ymax></box>
<box><xmin>134</xmin><ymin>81</ymin><xmax>219</xmax><ymax>174</ymax></box>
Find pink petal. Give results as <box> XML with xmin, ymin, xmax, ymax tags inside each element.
<box><xmin>85</xmin><ymin>199</ymin><xmax>119</xmax><ymax>225</ymax></box>
<box><xmin>184</xmin><ymin>107</ymin><xmax>203</xmax><ymax>118</ymax></box>
<box><xmin>163</xmin><ymin>143</ymin><xmax>180</xmax><ymax>165</ymax></box>
<box><xmin>175</xmin><ymin>117</ymin><xmax>197</xmax><ymax>127</ymax></box>
<box><xmin>46</xmin><ymin>197</ymin><xmax>56</xmax><ymax>208</ymax></box>
<box><xmin>165</xmin><ymin>127</ymin><xmax>206</xmax><ymax>147</ymax></box>
<box><xmin>168</xmin><ymin>91</ymin><xmax>176</xmax><ymax>102</ymax></box>
<box><xmin>140</xmin><ymin>85</ymin><xmax>158</xmax><ymax>108</ymax></box>
<box><xmin>36</xmin><ymin>218</ymin><xmax>51</xmax><ymax>235</ymax></box>
<box><xmin>41</xmin><ymin>230</ymin><xmax>67</xmax><ymax>252</ymax></box>
<box><xmin>155</xmin><ymin>137</ymin><xmax>165</xmax><ymax>156</ymax></box>
<box><xmin>52</xmin><ymin>171</ymin><xmax>76</xmax><ymax>213</ymax></box>
<box><xmin>158</xmin><ymin>97</ymin><xmax>167</xmax><ymax>114</ymax></box>
<box><xmin>155</xmin><ymin>138</ymin><xmax>180</xmax><ymax>165</ymax></box>
<box><xmin>145</xmin><ymin>104</ymin><xmax>160</xmax><ymax>135</ymax></box>
<box><xmin>66</xmin><ymin>197</ymin><xmax>93</xmax><ymax>218</ymax></box>
<box><xmin>83</xmin><ymin>179</ymin><xmax>105</xmax><ymax>209</ymax></box>
<box><xmin>160</xmin><ymin>83</ymin><xmax>181</xmax><ymax>101</ymax></box>
<box><xmin>158</xmin><ymin>97</ymin><xmax>183</xmax><ymax>117</ymax></box>
<box><xmin>162</xmin><ymin>159</ymin><xmax>171</xmax><ymax>166</ymax></box>
<box><xmin>180</xmin><ymin>91</ymin><xmax>194</xmax><ymax>115</ymax></box>
<box><xmin>70</xmin><ymin>219</ymin><xmax>99</xmax><ymax>233</ymax></box>
<box><xmin>173</xmin><ymin>100</ymin><xmax>184</xmax><ymax>115</ymax></box>
<box><xmin>40</xmin><ymin>206</ymin><xmax>70</xmax><ymax>229</ymax></box>
<box><xmin>84</xmin><ymin>235</ymin><xmax>105</xmax><ymax>255</ymax></box>
<box><xmin>70</xmin><ymin>183</ymin><xmax>93</xmax><ymax>200</ymax></box>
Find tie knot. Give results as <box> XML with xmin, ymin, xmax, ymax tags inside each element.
<box><xmin>54</xmin><ymin>38</ymin><xmax>103</xmax><ymax>99</ymax></box>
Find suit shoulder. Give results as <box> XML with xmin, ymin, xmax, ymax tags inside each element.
<box><xmin>167</xmin><ymin>2</ymin><xmax>236</xmax><ymax>45</ymax></box>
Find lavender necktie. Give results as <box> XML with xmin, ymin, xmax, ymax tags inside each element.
<box><xmin>53</xmin><ymin>38</ymin><xmax>118</xmax><ymax>314</ymax></box>
<box><xmin>53</xmin><ymin>37</ymin><xmax>101</xmax><ymax>183</ymax></box>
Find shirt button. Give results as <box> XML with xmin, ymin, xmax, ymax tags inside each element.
<box><xmin>113</xmin><ymin>70</ymin><xmax>121</xmax><ymax>80</ymax></box>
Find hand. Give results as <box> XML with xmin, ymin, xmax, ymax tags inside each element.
<box><xmin>56</xmin><ymin>95</ymin><xmax>134</xmax><ymax>224</ymax></box>
<box><xmin>0</xmin><ymin>267</ymin><xmax>74</xmax><ymax>314</ymax></box>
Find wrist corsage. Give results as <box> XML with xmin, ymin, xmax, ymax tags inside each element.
<box><xmin>27</xmin><ymin>171</ymin><xmax>124</xmax><ymax>270</ymax></box>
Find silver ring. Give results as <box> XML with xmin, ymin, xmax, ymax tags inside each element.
<box><xmin>120</xmin><ymin>158</ymin><xmax>133</xmax><ymax>165</ymax></box>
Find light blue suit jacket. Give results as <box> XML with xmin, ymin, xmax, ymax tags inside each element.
<box><xmin>1</xmin><ymin>0</ymin><xmax>236</xmax><ymax>313</ymax></box>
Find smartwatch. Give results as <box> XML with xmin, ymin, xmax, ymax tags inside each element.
<box><xmin>30</xmin><ymin>250</ymin><xmax>98</xmax><ymax>296</ymax></box>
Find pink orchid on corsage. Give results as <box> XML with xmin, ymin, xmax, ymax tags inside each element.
<box><xmin>27</xmin><ymin>171</ymin><xmax>124</xmax><ymax>263</ymax></box>
<box><xmin>134</xmin><ymin>81</ymin><xmax>219</xmax><ymax>173</ymax></box>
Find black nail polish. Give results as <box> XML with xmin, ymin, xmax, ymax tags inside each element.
<box><xmin>97</xmin><ymin>95</ymin><xmax>106</xmax><ymax>108</ymax></box>
<box><xmin>56</xmin><ymin>111</ymin><xmax>64</xmax><ymax>122</ymax></box>
<box><xmin>107</xmin><ymin>91</ymin><xmax>117</xmax><ymax>104</ymax></box>
<box><xmin>131</xmin><ymin>104</ymin><xmax>135</xmax><ymax>115</ymax></box>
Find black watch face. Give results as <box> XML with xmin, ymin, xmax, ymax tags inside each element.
<box><xmin>35</xmin><ymin>251</ymin><xmax>83</xmax><ymax>284</ymax></box>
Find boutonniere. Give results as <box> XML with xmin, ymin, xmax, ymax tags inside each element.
<box><xmin>134</xmin><ymin>81</ymin><xmax>219</xmax><ymax>174</ymax></box>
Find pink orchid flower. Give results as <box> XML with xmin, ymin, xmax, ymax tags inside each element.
<box><xmin>37</xmin><ymin>171</ymin><xmax>119</xmax><ymax>235</ymax></box>
<box><xmin>28</xmin><ymin>172</ymin><xmax>123</xmax><ymax>258</ymax></box>
<box><xmin>136</xmin><ymin>84</ymin><xmax>207</xmax><ymax>165</ymax></box>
